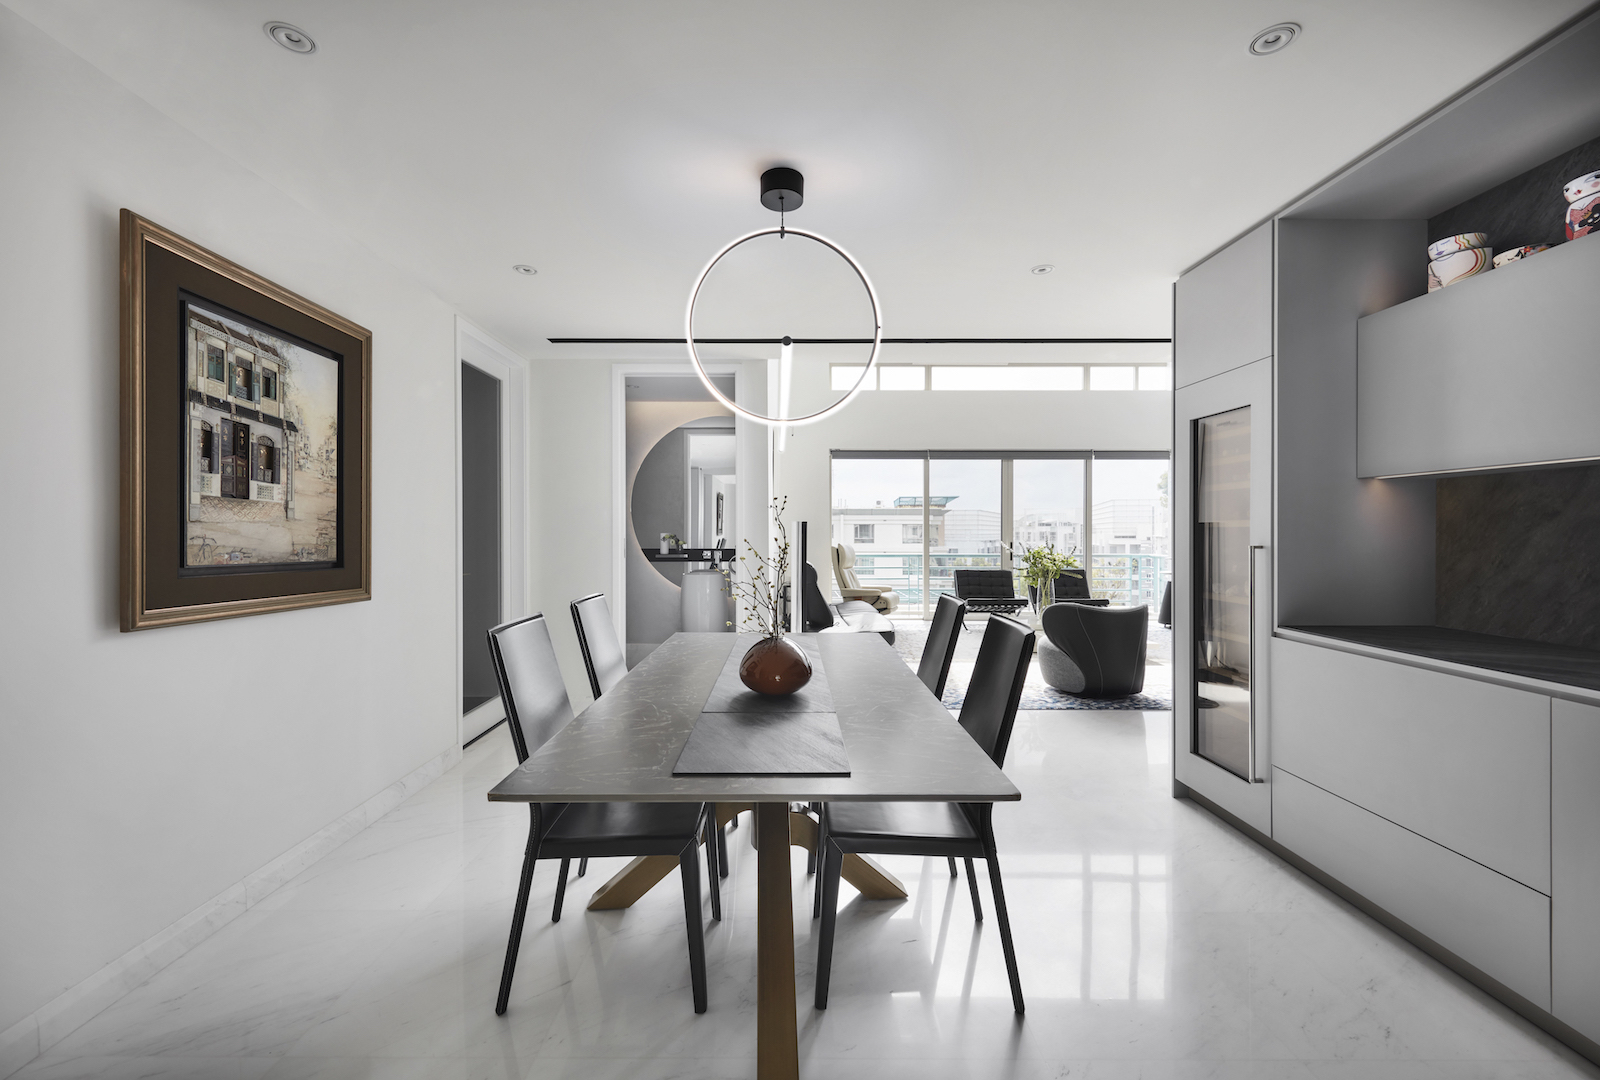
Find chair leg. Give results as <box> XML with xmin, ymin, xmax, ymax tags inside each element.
<box><xmin>679</xmin><ymin>845</ymin><xmax>709</xmax><ymax>1014</ymax></box>
<box><xmin>805</xmin><ymin>801</ymin><xmax>821</xmax><ymax>875</ymax></box>
<box><xmin>983</xmin><ymin>839</ymin><xmax>1025</xmax><ymax>1015</ymax></box>
<box><xmin>495</xmin><ymin>818</ymin><xmax>541</xmax><ymax>1016</ymax></box>
<box><xmin>812</xmin><ymin>809</ymin><xmax>830</xmax><ymax>919</ymax></box>
<box><xmin>704</xmin><ymin>810</ymin><xmax>723</xmax><ymax>922</ymax></box>
<box><xmin>964</xmin><ymin>857</ymin><xmax>983</xmax><ymax>922</ymax></box>
<box><xmin>552</xmin><ymin>858</ymin><xmax>571</xmax><ymax>922</ymax></box>
<box><xmin>718</xmin><ymin>821</ymin><xmax>731</xmax><ymax>879</ymax></box>
<box><xmin>947</xmin><ymin>857</ymin><xmax>958</xmax><ymax>878</ymax></box>
<box><xmin>814</xmin><ymin>841</ymin><xmax>844</xmax><ymax>1010</ymax></box>
<box><xmin>577</xmin><ymin>857</ymin><xmax>588</xmax><ymax>878</ymax></box>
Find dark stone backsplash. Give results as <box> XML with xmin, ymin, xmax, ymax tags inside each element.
<box><xmin>1429</xmin><ymin>132</ymin><xmax>1600</xmax><ymax>252</ymax></box>
<box><xmin>1436</xmin><ymin>464</ymin><xmax>1600</xmax><ymax>651</ymax></box>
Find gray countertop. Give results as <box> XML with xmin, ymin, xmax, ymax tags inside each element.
<box><xmin>1282</xmin><ymin>625</ymin><xmax>1600</xmax><ymax>696</ymax></box>
<box><xmin>488</xmin><ymin>632</ymin><xmax>1021</xmax><ymax>804</ymax></box>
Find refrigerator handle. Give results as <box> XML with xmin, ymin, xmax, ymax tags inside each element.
<box><xmin>1248</xmin><ymin>544</ymin><xmax>1267</xmax><ymax>784</ymax></box>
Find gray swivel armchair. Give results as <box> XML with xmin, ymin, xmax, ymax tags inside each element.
<box><xmin>1037</xmin><ymin>602</ymin><xmax>1149</xmax><ymax>698</ymax></box>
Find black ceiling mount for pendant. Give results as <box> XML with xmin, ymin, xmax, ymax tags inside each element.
<box><xmin>760</xmin><ymin>167</ymin><xmax>804</xmax><ymax>212</ymax></box>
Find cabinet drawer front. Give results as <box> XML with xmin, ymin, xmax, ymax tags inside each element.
<box><xmin>1275</xmin><ymin>768</ymin><xmax>1551</xmax><ymax>1009</ymax></box>
<box><xmin>1553</xmin><ymin>699</ymin><xmax>1600</xmax><ymax>1041</ymax></box>
<box><xmin>1272</xmin><ymin>639</ymin><xmax>1550</xmax><ymax>892</ymax></box>
<box><xmin>1175</xmin><ymin>221</ymin><xmax>1273</xmax><ymax>388</ymax></box>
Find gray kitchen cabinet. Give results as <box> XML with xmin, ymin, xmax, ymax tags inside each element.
<box><xmin>1554</xmin><ymin>699</ymin><xmax>1600</xmax><ymax>1042</ymax></box>
<box><xmin>1174</xmin><ymin>221</ymin><xmax>1272</xmax><ymax>388</ymax></box>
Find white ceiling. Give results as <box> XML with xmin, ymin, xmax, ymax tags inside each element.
<box><xmin>8</xmin><ymin>0</ymin><xmax>1588</xmax><ymax>360</ymax></box>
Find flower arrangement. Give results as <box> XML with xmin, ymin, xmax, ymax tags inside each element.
<box><xmin>1009</xmin><ymin>542</ymin><xmax>1080</xmax><ymax>591</ymax></box>
<box><xmin>726</xmin><ymin>497</ymin><xmax>791</xmax><ymax>637</ymax></box>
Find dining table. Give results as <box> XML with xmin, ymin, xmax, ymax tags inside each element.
<box><xmin>488</xmin><ymin>630</ymin><xmax>1020</xmax><ymax>1080</ymax></box>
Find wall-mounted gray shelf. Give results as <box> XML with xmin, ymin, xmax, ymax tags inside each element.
<box><xmin>1358</xmin><ymin>235</ymin><xmax>1600</xmax><ymax>478</ymax></box>
<box><xmin>644</xmin><ymin>548</ymin><xmax>733</xmax><ymax>564</ymax></box>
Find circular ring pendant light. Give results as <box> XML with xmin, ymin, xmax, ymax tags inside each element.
<box><xmin>686</xmin><ymin>170</ymin><xmax>882</xmax><ymax>427</ymax></box>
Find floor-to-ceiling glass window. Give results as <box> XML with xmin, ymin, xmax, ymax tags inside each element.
<box><xmin>830</xmin><ymin>454</ymin><xmax>926</xmax><ymax>613</ymax></box>
<box><xmin>927</xmin><ymin>456</ymin><xmax>1003</xmax><ymax>607</ymax></box>
<box><xmin>1090</xmin><ymin>454</ymin><xmax>1171</xmax><ymax>609</ymax></box>
<box><xmin>1012</xmin><ymin>455</ymin><xmax>1088</xmax><ymax>566</ymax></box>
<box><xmin>830</xmin><ymin>451</ymin><xmax>1169</xmax><ymax>620</ymax></box>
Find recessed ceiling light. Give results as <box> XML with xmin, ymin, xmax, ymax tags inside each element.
<box><xmin>264</xmin><ymin>22</ymin><xmax>315</xmax><ymax>53</ymax></box>
<box><xmin>1031</xmin><ymin>264</ymin><xmax>1054</xmax><ymax>276</ymax></box>
<box><xmin>1249</xmin><ymin>23</ymin><xmax>1299</xmax><ymax>56</ymax></box>
<box><xmin>512</xmin><ymin>264</ymin><xmax>538</xmax><ymax>276</ymax></box>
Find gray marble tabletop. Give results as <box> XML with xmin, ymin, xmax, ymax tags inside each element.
<box><xmin>488</xmin><ymin>632</ymin><xmax>1021</xmax><ymax>804</ymax></box>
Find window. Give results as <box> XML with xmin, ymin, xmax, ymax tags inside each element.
<box><xmin>931</xmin><ymin>366</ymin><xmax>1083</xmax><ymax>391</ymax></box>
<box><xmin>834</xmin><ymin>451</ymin><xmax>1169</xmax><ymax>617</ymax></box>
<box><xmin>877</xmin><ymin>366</ymin><xmax>926</xmax><ymax>391</ymax></box>
<box><xmin>1138</xmin><ymin>365</ymin><xmax>1170</xmax><ymax>390</ymax></box>
<box><xmin>205</xmin><ymin>344</ymin><xmax>225</xmax><ymax>382</ymax></box>
<box><xmin>831</xmin><ymin>365</ymin><xmax>875</xmax><ymax>391</ymax></box>
<box><xmin>256</xmin><ymin>437</ymin><xmax>277</xmax><ymax>484</ymax></box>
<box><xmin>199</xmin><ymin>421</ymin><xmax>215</xmax><ymax>473</ymax></box>
<box><xmin>232</xmin><ymin>361</ymin><xmax>253</xmax><ymax>400</ymax></box>
<box><xmin>853</xmin><ymin>524</ymin><xmax>874</xmax><ymax>544</ymax></box>
<box><xmin>1089</xmin><ymin>366</ymin><xmax>1137</xmax><ymax>391</ymax></box>
<box><xmin>260</xmin><ymin>369</ymin><xmax>278</xmax><ymax>401</ymax></box>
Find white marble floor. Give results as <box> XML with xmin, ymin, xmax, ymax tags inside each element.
<box><xmin>17</xmin><ymin>710</ymin><xmax>1599</xmax><ymax>1080</ymax></box>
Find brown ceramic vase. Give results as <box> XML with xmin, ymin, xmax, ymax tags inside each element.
<box><xmin>738</xmin><ymin>635</ymin><xmax>813</xmax><ymax>696</ymax></box>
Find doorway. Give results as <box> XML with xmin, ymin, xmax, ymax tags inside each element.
<box><xmin>461</xmin><ymin>362</ymin><xmax>501</xmax><ymax>715</ymax></box>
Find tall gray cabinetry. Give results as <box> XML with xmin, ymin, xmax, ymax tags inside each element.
<box><xmin>1173</xmin><ymin>9</ymin><xmax>1600</xmax><ymax>1063</ymax></box>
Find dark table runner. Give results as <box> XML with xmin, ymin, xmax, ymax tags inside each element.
<box><xmin>674</xmin><ymin>636</ymin><xmax>850</xmax><ymax>776</ymax></box>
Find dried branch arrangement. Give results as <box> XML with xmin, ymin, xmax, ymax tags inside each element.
<box><xmin>726</xmin><ymin>496</ymin><xmax>790</xmax><ymax>637</ymax></box>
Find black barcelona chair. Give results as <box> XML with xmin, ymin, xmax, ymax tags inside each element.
<box><xmin>813</xmin><ymin>613</ymin><xmax>1034</xmax><ymax>1015</ymax></box>
<box><xmin>486</xmin><ymin>613</ymin><xmax>720</xmax><ymax>1015</ymax></box>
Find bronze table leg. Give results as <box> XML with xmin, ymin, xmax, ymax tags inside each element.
<box><xmin>755</xmin><ymin>801</ymin><xmax>799</xmax><ymax>1080</ymax></box>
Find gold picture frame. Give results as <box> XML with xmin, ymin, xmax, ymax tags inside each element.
<box><xmin>120</xmin><ymin>210</ymin><xmax>372</xmax><ymax>630</ymax></box>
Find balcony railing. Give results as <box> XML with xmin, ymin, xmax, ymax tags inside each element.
<box><xmin>841</xmin><ymin>550</ymin><xmax>1170</xmax><ymax>615</ymax></box>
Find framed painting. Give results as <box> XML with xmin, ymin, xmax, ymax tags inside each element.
<box><xmin>120</xmin><ymin>210</ymin><xmax>371</xmax><ymax>630</ymax></box>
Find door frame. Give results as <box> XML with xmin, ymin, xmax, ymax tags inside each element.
<box><xmin>1173</xmin><ymin>356</ymin><xmax>1274</xmax><ymax>834</ymax></box>
<box><xmin>609</xmin><ymin>362</ymin><xmax>753</xmax><ymax>652</ymax></box>
<box><xmin>456</xmin><ymin>318</ymin><xmax>530</xmax><ymax>745</ymax></box>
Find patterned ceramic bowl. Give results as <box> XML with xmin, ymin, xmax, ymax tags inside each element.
<box><xmin>1562</xmin><ymin>170</ymin><xmax>1600</xmax><ymax>203</ymax></box>
<box><xmin>1426</xmin><ymin>232</ymin><xmax>1489</xmax><ymax>261</ymax></box>
<box><xmin>1427</xmin><ymin>246</ymin><xmax>1493</xmax><ymax>292</ymax></box>
<box><xmin>1491</xmin><ymin>244</ymin><xmax>1553</xmax><ymax>268</ymax></box>
<box><xmin>1568</xmin><ymin>191</ymin><xmax>1600</xmax><ymax>240</ymax></box>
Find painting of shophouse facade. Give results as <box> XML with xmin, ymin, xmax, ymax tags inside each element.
<box><xmin>185</xmin><ymin>302</ymin><xmax>340</xmax><ymax>567</ymax></box>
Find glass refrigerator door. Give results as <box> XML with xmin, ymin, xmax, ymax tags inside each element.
<box><xmin>1193</xmin><ymin>407</ymin><xmax>1253</xmax><ymax>779</ymax></box>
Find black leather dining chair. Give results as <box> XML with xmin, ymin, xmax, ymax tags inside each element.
<box><xmin>813</xmin><ymin>613</ymin><xmax>1034</xmax><ymax>1015</ymax></box>
<box><xmin>487</xmin><ymin>613</ymin><xmax>718</xmax><ymax>1015</ymax></box>
<box><xmin>570</xmin><ymin>592</ymin><xmax>627</xmax><ymax>700</ymax></box>
<box><xmin>567</xmin><ymin>592</ymin><xmax>635</xmax><ymax>879</ymax></box>
<box><xmin>917</xmin><ymin>594</ymin><xmax>967</xmax><ymax>700</ymax></box>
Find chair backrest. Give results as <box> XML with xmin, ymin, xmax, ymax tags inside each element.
<box><xmin>486</xmin><ymin>613</ymin><xmax>576</xmax><ymax>765</ymax></box>
<box><xmin>570</xmin><ymin>593</ymin><xmax>627</xmax><ymax>700</ymax></box>
<box><xmin>1041</xmin><ymin>603</ymin><xmax>1149</xmax><ymax>696</ymax></box>
<box><xmin>956</xmin><ymin>614</ymin><xmax>1035</xmax><ymax>768</ymax></box>
<box><xmin>1052</xmin><ymin>566</ymin><xmax>1092</xmax><ymax>601</ymax></box>
<box><xmin>832</xmin><ymin>542</ymin><xmax>861</xmax><ymax>590</ymax></box>
<box><xmin>953</xmin><ymin>568</ymin><xmax>1016</xmax><ymax>600</ymax></box>
<box><xmin>917</xmin><ymin>593</ymin><xmax>966</xmax><ymax>699</ymax></box>
<box><xmin>801</xmin><ymin>562</ymin><xmax>836</xmax><ymax>632</ymax></box>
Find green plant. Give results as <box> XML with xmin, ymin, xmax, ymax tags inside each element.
<box><xmin>1008</xmin><ymin>542</ymin><xmax>1079</xmax><ymax>590</ymax></box>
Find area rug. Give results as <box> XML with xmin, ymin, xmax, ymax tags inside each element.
<box><xmin>941</xmin><ymin>677</ymin><xmax>1171</xmax><ymax>712</ymax></box>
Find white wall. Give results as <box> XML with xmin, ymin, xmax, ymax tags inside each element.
<box><xmin>0</xmin><ymin>7</ymin><xmax>459</xmax><ymax>1045</ymax></box>
<box><xmin>778</xmin><ymin>359</ymin><xmax>1171</xmax><ymax>593</ymax></box>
